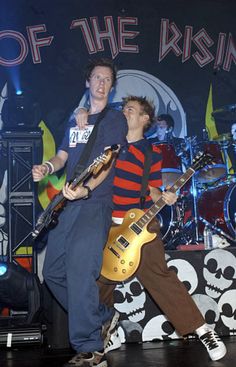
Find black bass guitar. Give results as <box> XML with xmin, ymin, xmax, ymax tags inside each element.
<box><xmin>32</xmin><ymin>145</ymin><xmax>117</xmax><ymax>239</ymax></box>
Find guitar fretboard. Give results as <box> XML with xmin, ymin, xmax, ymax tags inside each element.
<box><xmin>136</xmin><ymin>167</ymin><xmax>195</xmax><ymax>229</ymax></box>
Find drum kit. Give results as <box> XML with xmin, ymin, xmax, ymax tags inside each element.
<box><xmin>152</xmin><ymin>105</ymin><xmax>236</xmax><ymax>249</ymax></box>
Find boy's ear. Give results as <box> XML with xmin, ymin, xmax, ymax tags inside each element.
<box><xmin>143</xmin><ymin>114</ymin><xmax>150</xmax><ymax>125</ymax></box>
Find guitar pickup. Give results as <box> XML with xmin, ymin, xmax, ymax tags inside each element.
<box><xmin>117</xmin><ymin>236</ymin><xmax>129</xmax><ymax>248</ymax></box>
<box><xmin>130</xmin><ymin>223</ymin><xmax>142</xmax><ymax>234</ymax></box>
<box><xmin>108</xmin><ymin>246</ymin><xmax>120</xmax><ymax>258</ymax></box>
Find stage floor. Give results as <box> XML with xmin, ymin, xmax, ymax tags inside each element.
<box><xmin>0</xmin><ymin>335</ymin><xmax>235</xmax><ymax>367</ymax></box>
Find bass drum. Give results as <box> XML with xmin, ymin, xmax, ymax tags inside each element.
<box><xmin>198</xmin><ymin>183</ymin><xmax>236</xmax><ymax>237</ymax></box>
<box><xmin>156</xmin><ymin>205</ymin><xmax>176</xmax><ymax>244</ymax></box>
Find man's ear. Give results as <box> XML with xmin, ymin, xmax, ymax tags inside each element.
<box><xmin>143</xmin><ymin>114</ymin><xmax>150</xmax><ymax>126</ymax></box>
<box><xmin>86</xmin><ymin>80</ymin><xmax>89</xmax><ymax>88</ymax></box>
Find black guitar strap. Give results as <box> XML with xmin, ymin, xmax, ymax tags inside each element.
<box><xmin>140</xmin><ymin>143</ymin><xmax>153</xmax><ymax>209</ymax></box>
<box><xmin>72</xmin><ymin>106</ymin><xmax>108</xmax><ymax>179</ymax></box>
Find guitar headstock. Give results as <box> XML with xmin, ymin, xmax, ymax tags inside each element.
<box><xmin>91</xmin><ymin>145</ymin><xmax>119</xmax><ymax>175</ymax></box>
<box><xmin>192</xmin><ymin>151</ymin><xmax>214</xmax><ymax>171</ymax></box>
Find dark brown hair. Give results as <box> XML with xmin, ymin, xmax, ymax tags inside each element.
<box><xmin>123</xmin><ymin>95</ymin><xmax>155</xmax><ymax>131</ymax></box>
<box><xmin>84</xmin><ymin>58</ymin><xmax>117</xmax><ymax>86</ymax></box>
<box><xmin>157</xmin><ymin>114</ymin><xmax>175</xmax><ymax>129</ymax></box>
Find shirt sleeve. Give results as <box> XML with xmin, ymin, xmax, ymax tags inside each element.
<box><xmin>103</xmin><ymin>109</ymin><xmax>128</xmax><ymax>148</ymax></box>
<box><xmin>58</xmin><ymin>125</ymin><xmax>70</xmax><ymax>153</ymax></box>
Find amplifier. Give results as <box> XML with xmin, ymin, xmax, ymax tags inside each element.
<box><xmin>0</xmin><ymin>128</ymin><xmax>42</xmax><ymax>139</ymax></box>
<box><xmin>0</xmin><ymin>326</ymin><xmax>43</xmax><ymax>347</ymax></box>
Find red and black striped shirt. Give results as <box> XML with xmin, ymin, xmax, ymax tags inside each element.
<box><xmin>112</xmin><ymin>139</ymin><xmax>162</xmax><ymax>219</ymax></box>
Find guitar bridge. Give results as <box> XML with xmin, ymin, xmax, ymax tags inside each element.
<box><xmin>108</xmin><ymin>246</ymin><xmax>120</xmax><ymax>258</ymax></box>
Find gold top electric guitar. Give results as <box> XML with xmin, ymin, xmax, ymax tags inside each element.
<box><xmin>101</xmin><ymin>152</ymin><xmax>213</xmax><ymax>282</ymax></box>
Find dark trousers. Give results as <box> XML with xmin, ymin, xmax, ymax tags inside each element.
<box><xmin>98</xmin><ymin>220</ymin><xmax>205</xmax><ymax>336</ymax></box>
<box><xmin>43</xmin><ymin>203</ymin><xmax>113</xmax><ymax>353</ymax></box>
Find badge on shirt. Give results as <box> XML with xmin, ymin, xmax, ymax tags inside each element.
<box><xmin>69</xmin><ymin>125</ymin><xmax>94</xmax><ymax>147</ymax></box>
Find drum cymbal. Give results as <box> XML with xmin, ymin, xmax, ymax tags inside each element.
<box><xmin>212</xmin><ymin>103</ymin><xmax>236</xmax><ymax>121</ymax></box>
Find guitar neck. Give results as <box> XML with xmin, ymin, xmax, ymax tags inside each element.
<box><xmin>43</xmin><ymin>148</ymin><xmax>113</xmax><ymax>216</ymax></box>
<box><xmin>33</xmin><ymin>148</ymin><xmax>115</xmax><ymax>238</ymax></box>
<box><xmin>136</xmin><ymin>167</ymin><xmax>195</xmax><ymax>229</ymax></box>
<box><xmin>70</xmin><ymin>166</ymin><xmax>91</xmax><ymax>190</ymax></box>
<box><xmin>40</xmin><ymin>166</ymin><xmax>92</xmax><ymax>219</ymax></box>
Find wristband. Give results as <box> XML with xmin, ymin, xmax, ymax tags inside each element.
<box><xmin>43</xmin><ymin>161</ymin><xmax>55</xmax><ymax>175</ymax></box>
<box><xmin>83</xmin><ymin>185</ymin><xmax>92</xmax><ymax>200</ymax></box>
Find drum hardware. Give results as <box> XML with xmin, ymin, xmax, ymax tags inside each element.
<box><xmin>162</xmin><ymin>198</ymin><xmax>189</xmax><ymax>249</ymax></box>
<box><xmin>213</xmin><ymin>133</ymin><xmax>232</xmax><ymax>142</ymax></box>
<box><xmin>218</xmin><ymin>138</ymin><xmax>232</xmax><ymax>175</ymax></box>
<box><xmin>151</xmin><ymin>138</ymin><xmax>192</xmax><ymax>248</ymax></box>
<box><xmin>153</xmin><ymin>142</ymin><xmax>183</xmax><ymax>186</ymax></box>
<box><xmin>164</xmin><ymin>222</ymin><xmax>192</xmax><ymax>249</ymax></box>
<box><xmin>202</xmin><ymin>128</ymin><xmax>209</xmax><ymax>141</ymax></box>
<box><xmin>165</xmin><ymin>231</ymin><xmax>191</xmax><ymax>250</ymax></box>
<box><xmin>164</xmin><ymin>139</ymin><xmax>203</xmax><ymax>246</ymax></box>
<box><xmin>188</xmin><ymin>137</ymin><xmax>201</xmax><ymax>243</ymax></box>
<box><xmin>199</xmin><ymin>216</ymin><xmax>236</xmax><ymax>243</ymax></box>
<box><xmin>194</xmin><ymin>140</ymin><xmax>227</xmax><ymax>184</ymax></box>
<box><xmin>198</xmin><ymin>174</ymin><xmax>236</xmax><ymax>190</ymax></box>
<box><xmin>165</xmin><ymin>218</ymin><xmax>199</xmax><ymax>249</ymax></box>
<box><xmin>197</xmin><ymin>182</ymin><xmax>236</xmax><ymax>242</ymax></box>
<box><xmin>211</xmin><ymin>103</ymin><xmax>236</xmax><ymax>121</ymax></box>
<box><xmin>175</xmin><ymin>136</ymin><xmax>233</xmax><ymax>246</ymax></box>
<box><xmin>156</xmin><ymin>205</ymin><xmax>175</xmax><ymax>243</ymax></box>
<box><xmin>158</xmin><ymin>199</ymin><xmax>187</xmax><ymax>247</ymax></box>
<box><xmin>176</xmin><ymin>140</ymin><xmax>191</xmax><ymax>171</ymax></box>
<box><xmin>154</xmin><ymin>134</ymin><xmax>236</xmax><ymax>248</ymax></box>
<box><xmin>225</xmin><ymin>174</ymin><xmax>236</xmax><ymax>185</ymax></box>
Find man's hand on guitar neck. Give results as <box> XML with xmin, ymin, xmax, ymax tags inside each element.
<box><xmin>62</xmin><ymin>183</ymin><xmax>90</xmax><ymax>201</ymax></box>
<box><xmin>162</xmin><ymin>189</ymin><xmax>177</xmax><ymax>205</ymax></box>
<box><xmin>62</xmin><ymin>153</ymin><xmax>114</xmax><ymax>201</ymax></box>
<box><xmin>149</xmin><ymin>185</ymin><xmax>178</xmax><ymax>206</ymax></box>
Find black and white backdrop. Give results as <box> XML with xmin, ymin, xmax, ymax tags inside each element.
<box><xmin>114</xmin><ymin>248</ymin><xmax>236</xmax><ymax>342</ymax></box>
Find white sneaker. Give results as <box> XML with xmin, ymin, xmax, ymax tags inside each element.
<box><xmin>63</xmin><ymin>351</ymin><xmax>107</xmax><ymax>367</ymax></box>
<box><xmin>102</xmin><ymin>311</ymin><xmax>120</xmax><ymax>351</ymax></box>
<box><xmin>104</xmin><ymin>330</ymin><xmax>122</xmax><ymax>353</ymax></box>
<box><xmin>199</xmin><ymin>329</ymin><xmax>227</xmax><ymax>361</ymax></box>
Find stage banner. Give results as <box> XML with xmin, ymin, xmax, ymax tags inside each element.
<box><xmin>0</xmin><ymin>0</ymin><xmax>236</xmax><ymax>258</ymax></box>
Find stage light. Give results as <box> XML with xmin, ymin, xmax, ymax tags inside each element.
<box><xmin>0</xmin><ymin>262</ymin><xmax>29</xmax><ymax>309</ymax></box>
<box><xmin>1</xmin><ymin>81</ymin><xmax>40</xmax><ymax>129</ymax></box>
<box><xmin>0</xmin><ymin>262</ymin><xmax>42</xmax><ymax>324</ymax></box>
<box><xmin>0</xmin><ymin>264</ymin><xmax>7</xmax><ymax>276</ymax></box>
<box><xmin>1</xmin><ymin>93</ymin><xmax>33</xmax><ymax>128</ymax></box>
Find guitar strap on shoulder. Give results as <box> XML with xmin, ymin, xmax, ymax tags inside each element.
<box><xmin>72</xmin><ymin>106</ymin><xmax>109</xmax><ymax>179</ymax></box>
<box><xmin>140</xmin><ymin>142</ymin><xmax>153</xmax><ymax>209</ymax></box>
